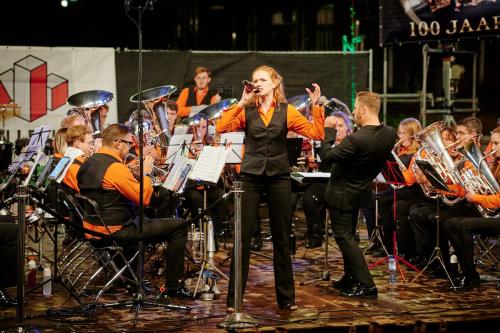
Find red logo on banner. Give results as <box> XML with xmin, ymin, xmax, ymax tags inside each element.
<box><xmin>0</xmin><ymin>55</ymin><xmax>69</xmax><ymax>122</ymax></box>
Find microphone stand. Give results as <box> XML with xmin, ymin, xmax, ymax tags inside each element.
<box><xmin>125</xmin><ymin>0</ymin><xmax>190</xmax><ymax>323</ymax></box>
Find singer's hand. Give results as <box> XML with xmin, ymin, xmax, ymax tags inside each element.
<box><xmin>306</xmin><ymin>83</ymin><xmax>321</xmax><ymax>106</ymax></box>
<box><xmin>237</xmin><ymin>87</ymin><xmax>255</xmax><ymax>108</ymax></box>
<box><xmin>143</xmin><ymin>155</ymin><xmax>154</xmax><ymax>175</ymax></box>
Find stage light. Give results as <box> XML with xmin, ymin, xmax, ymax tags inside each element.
<box><xmin>60</xmin><ymin>0</ymin><xmax>68</xmax><ymax>7</ymax></box>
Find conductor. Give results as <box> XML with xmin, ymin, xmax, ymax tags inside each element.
<box><xmin>319</xmin><ymin>91</ymin><xmax>397</xmax><ymax>297</ymax></box>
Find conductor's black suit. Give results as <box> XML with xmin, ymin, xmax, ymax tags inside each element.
<box><xmin>320</xmin><ymin>125</ymin><xmax>397</xmax><ymax>288</ymax></box>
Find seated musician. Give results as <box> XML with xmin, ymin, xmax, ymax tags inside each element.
<box><xmin>302</xmin><ymin>111</ymin><xmax>352</xmax><ymax>248</ymax></box>
<box><xmin>184</xmin><ymin>114</ymin><xmax>228</xmax><ymax>237</ymax></box>
<box><xmin>76</xmin><ymin>124</ymin><xmax>193</xmax><ymax>299</ymax></box>
<box><xmin>367</xmin><ymin>118</ymin><xmax>423</xmax><ymax>258</ymax></box>
<box><xmin>176</xmin><ymin>66</ymin><xmax>221</xmax><ymax>120</ymax></box>
<box><xmin>444</xmin><ymin>126</ymin><xmax>500</xmax><ymax>289</ymax></box>
<box><xmin>61</xmin><ymin>125</ymin><xmax>95</xmax><ymax>194</ymax></box>
<box><xmin>409</xmin><ymin>118</ymin><xmax>482</xmax><ymax>272</ymax></box>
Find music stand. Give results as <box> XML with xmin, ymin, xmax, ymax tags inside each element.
<box><xmin>291</xmin><ymin>172</ymin><xmax>334</xmax><ymax>286</ymax></box>
<box><xmin>220</xmin><ymin>132</ymin><xmax>245</xmax><ymax>164</ymax></box>
<box><xmin>164</xmin><ymin>134</ymin><xmax>194</xmax><ymax>165</ymax></box>
<box><xmin>187</xmin><ymin>146</ymin><xmax>230</xmax><ymax>297</ymax></box>
<box><xmin>410</xmin><ymin>160</ymin><xmax>457</xmax><ymax>288</ymax></box>
<box><xmin>368</xmin><ymin>161</ymin><xmax>420</xmax><ymax>282</ymax></box>
<box><xmin>363</xmin><ymin>172</ymin><xmax>390</xmax><ymax>257</ymax></box>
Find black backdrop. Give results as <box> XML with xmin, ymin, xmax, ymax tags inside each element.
<box><xmin>115</xmin><ymin>50</ymin><xmax>371</xmax><ymax>122</ymax></box>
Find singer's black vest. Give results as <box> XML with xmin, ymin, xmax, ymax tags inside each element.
<box><xmin>186</xmin><ymin>88</ymin><xmax>216</xmax><ymax>106</ymax></box>
<box><xmin>77</xmin><ymin>153</ymin><xmax>135</xmax><ymax>227</ymax></box>
<box><xmin>241</xmin><ymin>103</ymin><xmax>289</xmax><ymax>176</ymax></box>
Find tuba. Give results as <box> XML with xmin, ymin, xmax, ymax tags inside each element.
<box><xmin>66</xmin><ymin>90</ymin><xmax>114</xmax><ymax>138</ymax></box>
<box><xmin>414</xmin><ymin>121</ymin><xmax>463</xmax><ymax>205</ymax></box>
<box><xmin>457</xmin><ymin>138</ymin><xmax>500</xmax><ymax>218</ymax></box>
<box><xmin>130</xmin><ymin>86</ymin><xmax>177</xmax><ymax>167</ymax></box>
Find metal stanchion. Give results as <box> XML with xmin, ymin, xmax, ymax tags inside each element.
<box><xmin>16</xmin><ymin>185</ymin><xmax>27</xmax><ymax>325</ymax></box>
<box><xmin>218</xmin><ymin>181</ymin><xmax>258</xmax><ymax>329</ymax></box>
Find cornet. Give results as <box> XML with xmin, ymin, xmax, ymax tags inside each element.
<box><xmin>125</xmin><ymin>153</ymin><xmax>168</xmax><ymax>186</ymax></box>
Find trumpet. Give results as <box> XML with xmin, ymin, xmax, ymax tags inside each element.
<box><xmin>125</xmin><ymin>153</ymin><xmax>168</xmax><ymax>186</ymax></box>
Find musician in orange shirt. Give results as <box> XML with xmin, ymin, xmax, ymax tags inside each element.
<box><xmin>176</xmin><ymin>66</ymin><xmax>221</xmax><ymax>119</ymax></box>
<box><xmin>76</xmin><ymin>124</ymin><xmax>193</xmax><ymax>299</ymax></box>
<box><xmin>444</xmin><ymin>126</ymin><xmax>500</xmax><ymax>289</ymax></box>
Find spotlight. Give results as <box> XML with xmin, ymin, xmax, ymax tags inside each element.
<box><xmin>60</xmin><ymin>0</ymin><xmax>68</xmax><ymax>7</ymax></box>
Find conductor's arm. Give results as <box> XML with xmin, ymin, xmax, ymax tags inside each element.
<box><xmin>319</xmin><ymin>128</ymin><xmax>356</xmax><ymax>163</ymax></box>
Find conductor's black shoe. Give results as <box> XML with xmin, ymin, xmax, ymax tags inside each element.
<box><xmin>340</xmin><ymin>284</ymin><xmax>378</xmax><ymax>297</ymax></box>
<box><xmin>332</xmin><ymin>274</ymin><xmax>356</xmax><ymax>289</ymax></box>
<box><xmin>305</xmin><ymin>236</ymin><xmax>322</xmax><ymax>249</ymax></box>
<box><xmin>278</xmin><ymin>303</ymin><xmax>298</xmax><ymax>310</ymax></box>
<box><xmin>166</xmin><ymin>286</ymin><xmax>195</xmax><ymax>299</ymax></box>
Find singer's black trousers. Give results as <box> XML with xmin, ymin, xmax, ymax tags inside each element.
<box><xmin>227</xmin><ymin>173</ymin><xmax>295</xmax><ymax>308</ymax></box>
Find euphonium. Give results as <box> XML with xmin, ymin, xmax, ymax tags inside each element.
<box><xmin>414</xmin><ymin>121</ymin><xmax>463</xmax><ymax>205</ymax></box>
<box><xmin>457</xmin><ymin>138</ymin><xmax>500</xmax><ymax>218</ymax></box>
<box><xmin>142</xmin><ymin>98</ymin><xmax>171</xmax><ymax>166</ymax></box>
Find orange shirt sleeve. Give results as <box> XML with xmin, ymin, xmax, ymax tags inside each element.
<box><xmin>176</xmin><ymin>88</ymin><xmax>191</xmax><ymax>118</ymax></box>
<box><xmin>287</xmin><ymin>105</ymin><xmax>324</xmax><ymax>140</ymax></box>
<box><xmin>216</xmin><ymin>104</ymin><xmax>246</xmax><ymax>133</ymax></box>
<box><xmin>470</xmin><ymin>193</ymin><xmax>500</xmax><ymax>209</ymax></box>
<box><xmin>62</xmin><ymin>157</ymin><xmax>83</xmax><ymax>193</ymax></box>
<box><xmin>101</xmin><ymin>162</ymin><xmax>153</xmax><ymax>206</ymax></box>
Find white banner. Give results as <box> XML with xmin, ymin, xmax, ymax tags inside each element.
<box><xmin>0</xmin><ymin>46</ymin><xmax>117</xmax><ymax>140</ymax></box>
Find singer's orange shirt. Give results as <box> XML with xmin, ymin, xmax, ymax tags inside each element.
<box><xmin>216</xmin><ymin>102</ymin><xmax>325</xmax><ymax>140</ymax></box>
<box><xmin>176</xmin><ymin>87</ymin><xmax>219</xmax><ymax>118</ymax></box>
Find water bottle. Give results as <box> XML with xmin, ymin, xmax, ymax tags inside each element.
<box><xmin>450</xmin><ymin>253</ymin><xmax>459</xmax><ymax>278</ymax></box>
<box><xmin>388</xmin><ymin>255</ymin><xmax>397</xmax><ymax>284</ymax></box>
<box><xmin>27</xmin><ymin>256</ymin><xmax>37</xmax><ymax>289</ymax></box>
<box><xmin>42</xmin><ymin>267</ymin><xmax>52</xmax><ymax>296</ymax></box>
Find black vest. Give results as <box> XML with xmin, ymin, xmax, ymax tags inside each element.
<box><xmin>186</xmin><ymin>88</ymin><xmax>215</xmax><ymax>106</ymax></box>
<box><xmin>77</xmin><ymin>153</ymin><xmax>135</xmax><ymax>227</ymax></box>
<box><xmin>241</xmin><ymin>103</ymin><xmax>289</xmax><ymax>176</ymax></box>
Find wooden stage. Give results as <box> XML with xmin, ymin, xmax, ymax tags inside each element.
<box><xmin>1</xmin><ymin>215</ymin><xmax>500</xmax><ymax>333</ymax></box>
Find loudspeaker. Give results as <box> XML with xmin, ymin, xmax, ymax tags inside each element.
<box><xmin>0</xmin><ymin>215</ymin><xmax>18</xmax><ymax>287</ymax></box>
<box><xmin>0</xmin><ymin>142</ymin><xmax>13</xmax><ymax>172</ymax></box>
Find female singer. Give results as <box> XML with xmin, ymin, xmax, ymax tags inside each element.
<box><xmin>216</xmin><ymin>65</ymin><xmax>324</xmax><ymax>310</ymax></box>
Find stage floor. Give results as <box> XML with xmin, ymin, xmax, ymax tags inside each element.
<box><xmin>1</xmin><ymin>215</ymin><xmax>500</xmax><ymax>333</ymax></box>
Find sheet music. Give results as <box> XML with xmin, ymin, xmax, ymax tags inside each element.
<box><xmin>56</xmin><ymin>147</ymin><xmax>84</xmax><ymax>183</ymax></box>
<box><xmin>173</xmin><ymin>126</ymin><xmax>189</xmax><ymax>135</ymax></box>
<box><xmin>374</xmin><ymin>172</ymin><xmax>387</xmax><ymax>184</ymax></box>
<box><xmin>188</xmin><ymin>146</ymin><xmax>229</xmax><ymax>184</ymax></box>
<box><xmin>166</xmin><ymin>134</ymin><xmax>194</xmax><ymax>163</ymax></box>
<box><xmin>290</xmin><ymin>171</ymin><xmax>330</xmax><ymax>184</ymax></box>
<box><xmin>220</xmin><ymin>132</ymin><xmax>245</xmax><ymax>164</ymax></box>
<box><xmin>164</xmin><ymin>154</ymin><xmax>191</xmax><ymax>192</ymax></box>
